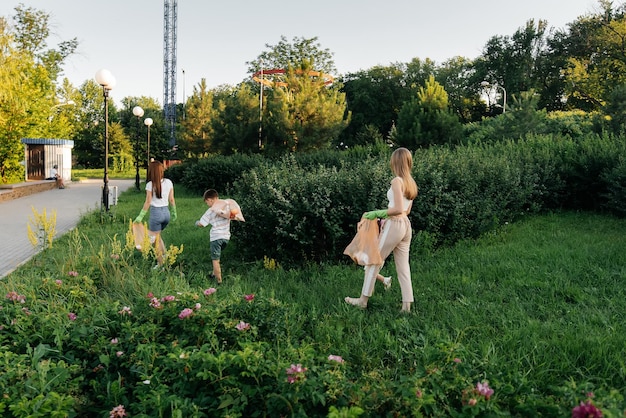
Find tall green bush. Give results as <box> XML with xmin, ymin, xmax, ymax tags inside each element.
<box><xmin>233</xmin><ymin>154</ymin><xmax>389</xmax><ymax>265</ymax></box>
<box><xmin>176</xmin><ymin>153</ymin><xmax>265</xmax><ymax>195</ymax></box>
<box><xmin>172</xmin><ymin>134</ymin><xmax>626</xmax><ymax>267</ymax></box>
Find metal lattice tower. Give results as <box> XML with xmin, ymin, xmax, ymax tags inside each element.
<box><xmin>163</xmin><ymin>0</ymin><xmax>177</xmax><ymax>147</ymax></box>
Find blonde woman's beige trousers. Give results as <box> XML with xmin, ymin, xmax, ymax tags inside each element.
<box><xmin>361</xmin><ymin>215</ymin><xmax>414</xmax><ymax>303</ymax></box>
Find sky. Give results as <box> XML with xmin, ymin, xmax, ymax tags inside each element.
<box><xmin>0</xmin><ymin>0</ymin><xmax>600</xmax><ymax>107</ymax></box>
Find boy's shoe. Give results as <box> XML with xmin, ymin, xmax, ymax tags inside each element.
<box><xmin>383</xmin><ymin>276</ymin><xmax>392</xmax><ymax>291</ymax></box>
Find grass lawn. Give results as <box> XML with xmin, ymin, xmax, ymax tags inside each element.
<box><xmin>2</xmin><ymin>183</ymin><xmax>625</xmax><ymax>416</ymax></box>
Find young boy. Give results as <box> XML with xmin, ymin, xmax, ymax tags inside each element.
<box><xmin>195</xmin><ymin>189</ymin><xmax>230</xmax><ymax>284</ymax></box>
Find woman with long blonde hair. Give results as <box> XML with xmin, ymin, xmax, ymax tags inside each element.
<box><xmin>134</xmin><ymin>160</ymin><xmax>177</xmax><ymax>266</ymax></box>
<box><xmin>345</xmin><ymin>147</ymin><xmax>418</xmax><ymax>312</ymax></box>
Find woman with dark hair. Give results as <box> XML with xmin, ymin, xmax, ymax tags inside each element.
<box><xmin>134</xmin><ymin>160</ymin><xmax>177</xmax><ymax>266</ymax></box>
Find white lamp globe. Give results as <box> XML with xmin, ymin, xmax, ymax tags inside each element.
<box><xmin>133</xmin><ymin>106</ymin><xmax>144</xmax><ymax>117</ymax></box>
<box><xmin>95</xmin><ymin>69</ymin><xmax>116</xmax><ymax>89</ymax></box>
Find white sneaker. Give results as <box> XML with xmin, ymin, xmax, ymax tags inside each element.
<box><xmin>383</xmin><ymin>276</ymin><xmax>392</xmax><ymax>291</ymax></box>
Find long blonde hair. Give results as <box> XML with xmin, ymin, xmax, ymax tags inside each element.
<box><xmin>148</xmin><ymin>161</ymin><xmax>164</xmax><ymax>199</ymax></box>
<box><xmin>390</xmin><ymin>147</ymin><xmax>418</xmax><ymax>200</ymax></box>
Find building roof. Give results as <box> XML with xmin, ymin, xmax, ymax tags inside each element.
<box><xmin>21</xmin><ymin>138</ymin><xmax>74</xmax><ymax>147</ymax></box>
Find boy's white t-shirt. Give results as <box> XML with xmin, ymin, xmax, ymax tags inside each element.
<box><xmin>198</xmin><ymin>208</ymin><xmax>231</xmax><ymax>241</ymax></box>
<box><xmin>146</xmin><ymin>179</ymin><xmax>174</xmax><ymax>207</ymax></box>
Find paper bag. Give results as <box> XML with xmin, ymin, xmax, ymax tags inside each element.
<box><xmin>133</xmin><ymin>222</ymin><xmax>166</xmax><ymax>255</ymax></box>
<box><xmin>343</xmin><ymin>218</ymin><xmax>382</xmax><ymax>266</ymax></box>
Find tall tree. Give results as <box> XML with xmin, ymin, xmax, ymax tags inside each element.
<box><xmin>435</xmin><ymin>56</ymin><xmax>484</xmax><ymax>123</ymax></box>
<box><xmin>179</xmin><ymin>79</ymin><xmax>217</xmax><ymax>157</ymax></box>
<box><xmin>559</xmin><ymin>1</ymin><xmax>626</xmax><ymax>111</ymax></box>
<box><xmin>473</xmin><ymin>20</ymin><xmax>551</xmax><ymax>112</ymax></box>
<box><xmin>11</xmin><ymin>5</ymin><xmax>77</xmax><ymax>80</ymax></box>
<box><xmin>0</xmin><ymin>16</ymin><xmax>54</xmax><ymax>182</ymax></box>
<box><xmin>393</xmin><ymin>75</ymin><xmax>463</xmax><ymax>148</ymax></box>
<box><xmin>246</xmin><ymin>35</ymin><xmax>336</xmax><ymax>76</ymax></box>
<box><xmin>0</xmin><ymin>6</ymin><xmax>78</xmax><ymax>182</ymax></box>
<box><xmin>263</xmin><ymin>62</ymin><xmax>350</xmax><ymax>153</ymax></box>
<box><xmin>211</xmin><ymin>84</ymin><xmax>260</xmax><ymax>155</ymax></box>
<box><xmin>338</xmin><ymin>64</ymin><xmax>409</xmax><ymax>147</ymax></box>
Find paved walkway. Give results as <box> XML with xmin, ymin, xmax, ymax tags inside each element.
<box><xmin>0</xmin><ymin>179</ymin><xmax>134</xmax><ymax>278</ymax></box>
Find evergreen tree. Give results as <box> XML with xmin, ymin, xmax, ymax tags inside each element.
<box><xmin>263</xmin><ymin>62</ymin><xmax>350</xmax><ymax>153</ymax></box>
<box><xmin>179</xmin><ymin>79</ymin><xmax>216</xmax><ymax>157</ymax></box>
<box><xmin>394</xmin><ymin>76</ymin><xmax>463</xmax><ymax>148</ymax></box>
<box><xmin>211</xmin><ymin>84</ymin><xmax>260</xmax><ymax>155</ymax></box>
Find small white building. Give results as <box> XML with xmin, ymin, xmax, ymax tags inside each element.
<box><xmin>21</xmin><ymin>138</ymin><xmax>74</xmax><ymax>181</ymax></box>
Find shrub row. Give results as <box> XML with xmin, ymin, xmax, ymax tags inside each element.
<box><xmin>170</xmin><ymin>134</ymin><xmax>626</xmax><ymax>266</ymax></box>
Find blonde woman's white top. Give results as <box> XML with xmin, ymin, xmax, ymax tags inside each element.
<box><xmin>386</xmin><ymin>177</ymin><xmax>412</xmax><ymax>212</ymax></box>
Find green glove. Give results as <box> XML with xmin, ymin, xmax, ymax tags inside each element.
<box><xmin>363</xmin><ymin>209</ymin><xmax>389</xmax><ymax>220</ymax></box>
<box><xmin>170</xmin><ymin>205</ymin><xmax>177</xmax><ymax>222</ymax></box>
<box><xmin>134</xmin><ymin>209</ymin><xmax>148</xmax><ymax>223</ymax></box>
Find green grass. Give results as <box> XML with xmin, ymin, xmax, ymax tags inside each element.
<box><xmin>71</xmin><ymin>167</ymin><xmax>137</xmax><ymax>181</ymax></box>
<box><xmin>3</xmin><ymin>184</ymin><xmax>625</xmax><ymax>416</ymax></box>
<box><xmin>93</xmin><ymin>187</ymin><xmax>626</xmax><ymax>386</ymax></box>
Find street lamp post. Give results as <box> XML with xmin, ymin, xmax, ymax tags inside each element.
<box><xmin>481</xmin><ymin>81</ymin><xmax>507</xmax><ymax>113</ymax></box>
<box><xmin>144</xmin><ymin>118</ymin><xmax>153</xmax><ymax>180</ymax></box>
<box><xmin>95</xmin><ymin>69</ymin><xmax>116</xmax><ymax>212</ymax></box>
<box><xmin>132</xmin><ymin>106</ymin><xmax>144</xmax><ymax>191</ymax></box>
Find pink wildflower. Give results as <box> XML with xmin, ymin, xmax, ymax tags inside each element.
<box><xmin>454</xmin><ymin>357</ymin><xmax>462</xmax><ymax>363</ymax></box>
<box><xmin>109</xmin><ymin>404</ymin><xmax>127</xmax><ymax>418</ymax></box>
<box><xmin>572</xmin><ymin>400</ymin><xmax>603</xmax><ymax>418</ymax></box>
<box><xmin>5</xmin><ymin>291</ymin><xmax>26</xmax><ymax>303</ymax></box>
<box><xmin>328</xmin><ymin>355</ymin><xmax>344</xmax><ymax>364</ymax></box>
<box><xmin>476</xmin><ymin>381</ymin><xmax>494</xmax><ymax>400</ymax></box>
<box><xmin>116</xmin><ymin>351</ymin><xmax>124</xmax><ymax>357</ymax></box>
<box><xmin>68</xmin><ymin>271</ymin><xmax>78</xmax><ymax>277</ymax></box>
<box><xmin>244</xmin><ymin>294</ymin><xmax>255</xmax><ymax>301</ymax></box>
<box><xmin>149</xmin><ymin>297</ymin><xmax>162</xmax><ymax>309</ymax></box>
<box><xmin>68</xmin><ymin>312</ymin><xmax>77</xmax><ymax>321</ymax></box>
<box><xmin>55</xmin><ymin>280</ymin><xmax>63</xmax><ymax>286</ymax></box>
<box><xmin>468</xmin><ymin>398</ymin><xmax>477</xmax><ymax>406</ymax></box>
<box><xmin>285</xmin><ymin>363</ymin><xmax>307</xmax><ymax>384</ymax></box>
<box><xmin>162</xmin><ymin>295</ymin><xmax>175</xmax><ymax>302</ymax></box>
<box><xmin>178</xmin><ymin>308</ymin><xmax>193</xmax><ymax>319</ymax></box>
<box><xmin>110</xmin><ymin>338</ymin><xmax>118</xmax><ymax>344</ymax></box>
<box><xmin>194</xmin><ymin>303</ymin><xmax>201</xmax><ymax>310</ymax></box>
<box><xmin>118</xmin><ymin>306</ymin><xmax>132</xmax><ymax>315</ymax></box>
<box><xmin>146</xmin><ymin>292</ymin><xmax>154</xmax><ymax>298</ymax></box>
<box><xmin>203</xmin><ymin>288</ymin><xmax>217</xmax><ymax>296</ymax></box>
<box><xmin>235</xmin><ymin>321</ymin><xmax>250</xmax><ymax>331</ymax></box>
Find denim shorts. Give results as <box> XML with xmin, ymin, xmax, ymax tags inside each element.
<box><xmin>149</xmin><ymin>206</ymin><xmax>170</xmax><ymax>232</ymax></box>
<box><xmin>210</xmin><ymin>239</ymin><xmax>229</xmax><ymax>260</ymax></box>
